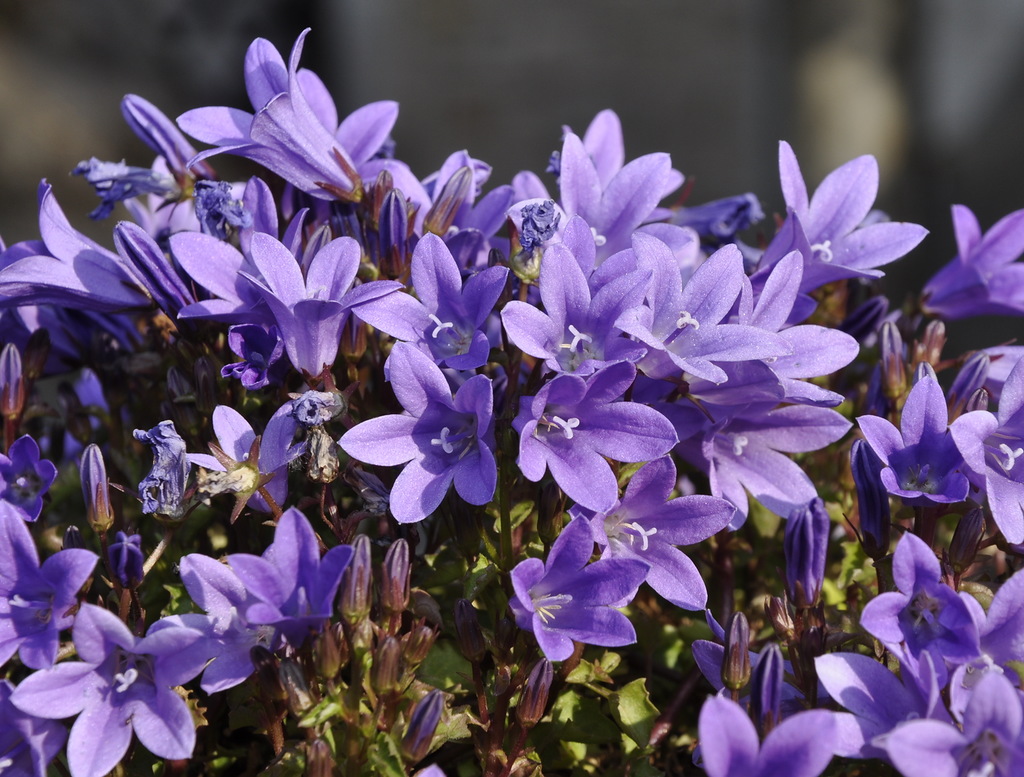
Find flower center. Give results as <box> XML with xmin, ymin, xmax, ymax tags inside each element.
<box><xmin>998</xmin><ymin>443</ymin><xmax>1024</xmax><ymax>472</ymax></box>
<box><xmin>551</xmin><ymin>416</ymin><xmax>580</xmax><ymax>439</ymax></box>
<box><xmin>431</xmin><ymin>427</ymin><xmax>455</xmax><ymax>454</ymax></box>
<box><xmin>811</xmin><ymin>240</ymin><xmax>833</xmax><ymax>263</ymax></box>
<box><xmin>676</xmin><ymin>311</ymin><xmax>701</xmax><ymax>331</ymax></box>
<box><xmin>731</xmin><ymin>435</ymin><xmax>749</xmax><ymax>456</ymax></box>
<box><xmin>113</xmin><ymin>667</ymin><xmax>139</xmax><ymax>693</ymax></box>
<box><xmin>623</xmin><ymin>521</ymin><xmax>658</xmax><ymax>551</ymax></box>
<box><xmin>533</xmin><ymin>593</ymin><xmax>573</xmax><ymax>624</ymax></box>
<box><xmin>9</xmin><ymin>593</ymin><xmax>53</xmax><ymax>623</ymax></box>
<box><xmin>561</xmin><ymin>324</ymin><xmax>593</xmax><ymax>353</ymax></box>
<box><xmin>427</xmin><ymin>313</ymin><xmax>455</xmax><ymax>339</ymax></box>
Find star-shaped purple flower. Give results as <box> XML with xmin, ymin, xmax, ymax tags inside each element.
<box><xmin>0</xmin><ymin>679</ymin><xmax>67</xmax><ymax>777</ymax></box>
<box><xmin>0</xmin><ymin>435</ymin><xmax>56</xmax><ymax>522</ymax></box>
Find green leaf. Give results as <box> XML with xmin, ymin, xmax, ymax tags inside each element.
<box><xmin>537</xmin><ymin>689</ymin><xmax>620</xmax><ymax>745</ymax></box>
<box><xmin>836</xmin><ymin>539</ymin><xmax>870</xmax><ymax>591</ymax></box>
<box><xmin>748</xmin><ymin>498</ymin><xmax>781</xmax><ymax>538</ymax></box>
<box><xmin>416</xmin><ymin>639</ymin><xmax>472</xmax><ymax>691</ymax></box>
<box><xmin>365</xmin><ymin>733</ymin><xmax>405</xmax><ymax>777</ymax></box>
<box><xmin>464</xmin><ymin>555</ymin><xmax>499</xmax><ymax>601</ymax></box>
<box><xmin>609</xmin><ymin>679</ymin><xmax>658</xmax><ymax>750</ymax></box>
<box><xmin>298</xmin><ymin>696</ymin><xmax>342</xmax><ymax>728</ymax></box>
<box><xmin>259</xmin><ymin>748</ymin><xmax>305</xmax><ymax>777</ymax></box>
<box><xmin>161</xmin><ymin>583</ymin><xmax>194</xmax><ymax>617</ymax></box>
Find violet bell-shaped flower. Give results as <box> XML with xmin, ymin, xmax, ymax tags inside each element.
<box><xmin>0</xmin><ymin>435</ymin><xmax>57</xmax><ymax>522</ymax></box>
<box><xmin>0</xmin><ymin>679</ymin><xmax>67</xmax><ymax>777</ymax></box>
<box><xmin>509</xmin><ymin>517</ymin><xmax>649</xmax><ymax>661</ymax></box>
<box><xmin>338</xmin><ymin>343</ymin><xmax>497</xmax><ymax>523</ymax></box>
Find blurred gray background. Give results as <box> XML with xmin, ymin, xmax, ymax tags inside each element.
<box><xmin>2</xmin><ymin>0</ymin><xmax>1023</xmax><ymax>351</ymax></box>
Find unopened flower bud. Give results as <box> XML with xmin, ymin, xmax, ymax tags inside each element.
<box><xmin>839</xmin><ymin>296</ymin><xmax>888</xmax><ymax>343</ymax></box>
<box><xmin>379</xmin><ymin>189</ymin><xmax>409</xmax><ymax>276</ymax></box>
<box><xmin>23</xmin><ymin>329</ymin><xmax>50</xmax><ymax>382</ymax></box>
<box><xmin>81</xmin><ymin>444</ymin><xmax>115</xmax><ymax>533</ymax></box>
<box><xmin>423</xmin><ymin>166</ymin><xmax>472</xmax><ymax>236</ymax></box>
<box><xmin>722</xmin><ymin>611</ymin><xmax>751</xmax><ymax>692</ymax></box>
<box><xmin>381</xmin><ymin>539</ymin><xmax>410</xmax><ymax>616</ymax></box>
<box><xmin>537</xmin><ymin>482</ymin><xmax>565</xmax><ymax>546</ymax></box>
<box><xmin>62</xmin><ymin>525</ymin><xmax>86</xmax><ymax>550</ymax></box>
<box><xmin>0</xmin><ymin>342</ymin><xmax>24</xmax><ymax>420</ymax></box>
<box><xmin>306</xmin><ymin>738</ymin><xmax>334</xmax><ymax>777</ymax></box>
<box><xmin>494</xmin><ymin>664</ymin><xmax>512</xmax><ymax>696</ymax></box>
<box><xmin>193</xmin><ymin>356</ymin><xmax>218</xmax><ymax>416</ymax></box>
<box><xmin>403</xmin><ymin>622</ymin><xmax>436</xmax><ymax>666</ymax></box>
<box><xmin>950</xmin><ymin>507</ymin><xmax>985</xmax><ymax>574</ymax></box>
<box><xmin>401</xmin><ymin>690</ymin><xmax>444</xmax><ymax>762</ymax></box>
<box><xmin>371</xmin><ymin>637</ymin><xmax>403</xmax><ymax>694</ymax></box>
<box><xmin>494</xmin><ymin>617</ymin><xmax>516</xmax><ymax>664</ymax></box>
<box><xmin>341</xmin><ymin>535</ymin><xmax>372</xmax><ymax>623</ymax></box>
<box><xmin>517</xmin><ymin>659</ymin><xmax>553</xmax><ymax>727</ymax></box>
<box><xmin>278</xmin><ymin>658</ymin><xmax>313</xmax><ymax>715</ymax></box>
<box><xmin>454</xmin><ymin>599</ymin><xmax>486</xmax><ymax>663</ymax></box>
<box><xmin>315</xmin><ymin>623</ymin><xmax>343</xmax><ymax>680</ymax></box>
<box><xmin>108</xmin><ymin>531</ymin><xmax>143</xmax><ymax>588</ymax></box>
<box><xmin>880</xmin><ymin>321</ymin><xmax>906</xmax><ymax>401</ymax></box>
<box><xmin>410</xmin><ymin>589</ymin><xmax>442</xmax><ymax>628</ymax></box>
<box><xmin>913</xmin><ymin>361</ymin><xmax>937</xmax><ymax>385</ymax></box>
<box><xmin>965</xmin><ymin>387</ymin><xmax>990</xmax><ymax>413</ymax></box>
<box><xmin>251</xmin><ymin>646</ymin><xmax>286</xmax><ymax>701</ymax></box>
<box><xmin>166</xmin><ymin>366</ymin><xmax>199</xmax><ymax>432</ymax></box>
<box><xmin>765</xmin><ymin>596</ymin><xmax>795</xmax><ymax>641</ymax></box>
<box><xmin>784</xmin><ymin>498</ymin><xmax>829</xmax><ymax>608</ymax></box>
<box><xmin>750</xmin><ymin>644</ymin><xmax>783</xmax><ymax>735</ymax></box>
<box><xmin>851</xmin><ymin>440</ymin><xmax>890</xmax><ymax>559</ymax></box>
<box><xmin>914</xmin><ymin>319</ymin><xmax>946</xmax><ymax>369</ymax></box>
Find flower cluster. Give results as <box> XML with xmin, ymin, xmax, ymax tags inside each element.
<box><xmin>4</xmin><ymin>27</ymin><xmax>1024</xmax><ymax>777</ymax></box>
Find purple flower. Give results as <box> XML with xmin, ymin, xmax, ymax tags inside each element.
<box><xmin>0</xmin><ymin>504</ymin><xmax>97</xmax><ymax>669</ymax></box>
<box><xmin>0</xmin><ymin>435</ymin><xmax>57</xmax><ymax>522</ymax></box>
<box><xmin>571</xmin><ymin>457</ymin><xmax>733</xmax><ymax>610</ymax></box>
<box><xmin>133</xmin><ymin>420</ymin><xmax>191</xmax><ymax>519</ymax></box>
<box><xmin>10</xmin><ymin>604</ymin><xmax>205</xmax><ymax>777</ymax></box>
<box><xmin>0</xmin><ymin>679</ymin><xmax>67</xmax><ymax>777</ymax></box>
<box><xmin>783</xmin><ymin>498</ymin><xmax>829</xmax><ymax>608</ymax></box>
<box><xmin>696</xmin><ymin>694</ymin><xmax>836</xmax><ymax>777</ymax></box>
<box><xmin>339</xmin><ymin>343</ymin><xmax>497</xmax><ymax>523</ymax></box>
<box><xmin>221</xmin><ymin>324</ymin><xmax>285</xmax><ymax>390</ymax></box>
<box><xmin>923</xmin><ymin>204</ymin><xmax>1024</xmax><ymax>320</ymax></box>
<box><xmin>952</xmin><ymin>357</ymin><xmax>1024</xmax><ymax>543</ymax></box>
<box><xmin>860</xmin><ymin>532</ymin><xmax>980</xmax><ymax>678</ymax></box>
<box><xmin>509</xmin><ymin>517</ymin><xmax>648</xmax><ymax>661</ymax></box>
<box><xmin>514</xmin><ymin>361</ymin><xmax>677</xmax><ymax>512</ymax></box>
<box><xmin>107</xmin><ymin>532</ymin><xmax>143</xmax><ymax>588</ymax></box>
<box><xmin>673</xmin><ymin>193</ymin><xmax>764</xmax><ymax>244</ymax></box>
<box><xmin>858</xmin><ymin>375</ymin><xmax>969</xmax><ymax>506</ymax></box>
<box><xmin>225</xmin><ymin>508</ymin><xmax>352</xmax><ymax>649</ymax></box>
<box><xmin>884</xmin><ymin>672</ymin><xmax>1024</xmax><ymax>777</ymax></box>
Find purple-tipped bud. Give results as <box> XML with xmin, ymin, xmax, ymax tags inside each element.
<box><xmin>424</xmin><ymin>166</ymin><xmax>473</xmax><ymax>236</ymax></box>
<box><xmin>750</xmin><ymin>643</ymin><xmax>784</xmax><ymax>735</ymax></box>
<box><xmin>108</xmin><ymin>531</ymin><xmax>144</xmax><ymax>588</ymax></box>
<box><xmin>673</xmin><ymin>193</ymin><xmax>764</xmax><ymax>243</ymax></box>
<box><xmin>251</xmin><ymin>646</ymin><xmax>286</xmax><ymax>701</ymax></box>
<box><xmin>23</xmin><ymin>329</ymin><xmax>50</xmax><ymax>382</ymax></box>
<box><xmin>880</xmin><ymin>321</ymin><xmax>907</xmax><ymax>401</ymax></box>
<box><xmin>381</xmin><ymin>539</ymin><xmax>411</xmax><ymax>616</ymax></box>
<box><xmin>379</xmin><ymin>189</ymin><xmax>409</xmax><ymax>273</ymax></box>
<box><xmin>965</xmin><ymin>387</ymin><xmax>990</xmax><ymax>413</ymax></box>
<box><xmin>63</xmin><ymin>525</ymin><xmax>86</xmax><ymax>550</ymax></box>
<box><xmin>766</xmin><ymin>596</ymin><xmax>795</xmax><ymax>641</ymax></box>
<box><xmin>914</xmin><ymin>319</ymin><xmax>946</xmax><ymax>369</ymax></box>
<box><xmin>278</xmin><ymin>658</ymin><xmax>313</xmax><ymax>715</ymax></box>
<box><xmin>113</xmin><ymin>221</ymin><xmax>194</xmax><ymax>315</ymax></box>
<box><xmin>784</xmin><ymin>498</ymin><xmax>830</xmax><ymax>608</ymax></box>
<box><xmin>81</xmin><ymin>443</ymin><xmax>114</xmax><ymax>533</ymax></box>
<box><xmin>950</xmin><ymin>507</ymin><xmax>986</xmax><ymax>574</ymax></box>
<box><xmin>306</xmin><ymin>738</ymin><xmax>334</xmax><ymax>777</ymax></box>
<box><xmin>372</xmin><ymin>637</ymin><xmax>403</xmax><ymax>694</ymax></box>
<box><xmin>851</xmin><ymin>440</ymin><xmax>891</xmax><ymax>560</ymax></box>
<box><xmin>0</xmin><ymin>342</ymin><xmax>25</xmax><ymax>420</ymax></box>
<box><xmin>517</xmin><ymin>659</ymin><xmax>553</xmax><ymax>727</ymax></box>
<box><xmin>913</xmin><ymin>361</ymin><xmax>938</xmax><ymax>385</ymax></box>
<box><xmin>121</xmin><ymin>93</ymin><xmax>211</xmax><ymax>178</ymax></box>
<box><xmin>316</xmin><ymin>622</ymin><xmax>344</xmax><ymax>680</ymax></box>
<box><xmin>403</xmin><ymin>622</ymin><xmax>436</xmax><ymax>666</ymax></box>
<box><xmin>402</xmin><ymin>690</ymin><xmax>444</xmax><ymax>762</ymax></box>
<box><xmin>839</xmin><ymin>296</ymin><xmax>889</xmax><ymax>343</ymax></box>
<box><xmin>341</xmin><ymin>534</ymin><xmax>373</xmax><ymax>623</ymax></box>
<box><xmin>455</xmin><ymin>599</ymin><xmax>487</xmax><ymax>663</ymax></box>
<box><xmin>722</xmin><ymin>611</ymin><xmax>751</xmax><ymax>692</ymax></box>
<box><xmin>949</xmin><ymin>352</ymin><xmax>990</xmax><ymax>419</ymax></box>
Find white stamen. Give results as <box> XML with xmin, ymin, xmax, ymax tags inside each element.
<box><xmin>966</xmin><ymin>763</ymin><xmax>996</xmax><ymax>777</ymax></box>
<box><xmin>9</xmin><ymin>594</ymin><xmax>30</xmax><ymax>608</ymax></box>
<box><xmin>590</xmin><ymin>227</ymin><xmax>607</xmax><ymax>247</ymax></box>
<box><xmin>560</xmin><ymin>324</ymin><xmax>593</xmax><ymax>353</ymax></box>
<box><xmin>113</xmin><ymin>667</ymin><xmax>139</xmax><ymax>693</ymax></box>
<box><xmin>551</xmin><ymin>416</ymin><xmax>580</xmax><ymax>439</ymax></box>
<box><xmin>625</xmin><ymin>522</ymin><xmax>658</xmax><ymax>551</ymax></box>
<box><xmin>811</xmin><ymin>240</ymin><xmax>833</xmax><ymax>263</ymax></box>
<box><xmin>431</xmin><ymin>427</ymin><xmax>455</xmax><ymax>454</ymax></box>
<box><xmin>732</xmin><ymin>435</ymin><xmax>749</xmax><ymax>456</ymax></box>
<box><xmin>0</xmin><ymin>758</ymin><xmax>14</xmax><ymax>771</ymax></box>
<box><xmin>999</xmin><ymin>443</ymin><xmax>1024</xmax><ymax>472</ymax></box>
<box><xmin>428</xmin><ymin>313</ymin><xmax>455</xmax><ymax>339</ymax></box>
<box><xmin>676</xmin><ymin>310</ymin><xmax>700</xmax><ymax>331</ymax></box>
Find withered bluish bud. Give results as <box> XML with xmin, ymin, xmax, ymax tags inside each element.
<box><xmin>454</xmin><ymin>599</ymin><xmax>486</xmax><ymax>663</ymax></box>
<box><xmin>62</xmin><ymin>525</ymin><xmax>85</xmax><ymax>550</ymax></box>
<box><xmin>0</xmin><ymin>342</ymin><xmax>24</xmax><ymax>420</ymax></box>
<box><xmin>278</xmin><ymin>658</ymin><xmax>313</xmax><ymax>715</ymax></box>
<box><xmin>401</xmin><ymin>690</ymin><xmax>444</xmax><ymax>762</ymax></box>
<box><xmin>851</xmin><ymin>439</ymin><xmax>890</xmax><ymax>559</ymax></box>
<box><xmin>80</xmin><ymin>443</ymin><xmax>114</xmax><ymax>534</ymax></box>
<box><xmin>381</xmin><ymin>539</ymin><xmax>410</xmax><ymax>616</ymax></box>
<box><xmin>403</xmin><ymin>622</ymin><xmax>436</xmax><ymax>666</ymax></box>
<box><xmin>23</xmin><ymin>329</ymin><xmax>50</xmax><ymax>382</ymax></box>
<box><xmin>880</xmin><ymin>321</ymin><xmax>906</xmax><ymax>401</ymax></box>
<box><xmin>341</xmin><ymin>534</ymin><xmax>372</xmax><ymax>623</ymax></box>
<box><xmin>750</xmin><ymin>643</ymin><xmax>784</xmax><ymax>735</ymax></box>
<box><xmin>784</xmin><ymin>498</ymin><xmax>829</xmax><ymax>609</ymax></box>
<box><xmin>423</xmin><ymin>166</ymin><xmax>472</xmax><ymax>236</ymax></box>
<box><xmin>722</xmin><ymin>611</ymin><xmax>751</xmax><ymax>692</ymax></box>
<box><xmin>306</xmin><ymin>738</ymin><xmax>334</xmax><ymax>777</ymax></box>
<box><xmin>371</xmin><ymin>637</ymin><xmax>403</xmax><ymax>694</ymax></box>
<box><xmin>766</xmin><ymin>596</ymin><xmax>795</xmax><ymax>642</ymax></box>
<box><xmin>950</xmin><ymin>507</ymin><xmax>986</xmax><ymax>574</ymax></box>
<box><xmin>251</xmin><ymin>646</ymin><xmax>285</xmax><ymax>701</ymax></box>
<box><xmin>517</xmin><ymin>659</ymin><xmax>553</xmax><ymax>727</ymax></box>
